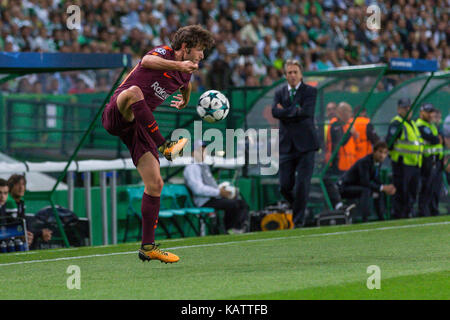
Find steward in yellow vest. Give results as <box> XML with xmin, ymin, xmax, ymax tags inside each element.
<box><xmin>386</xmin><ymin>98</ymin><xmax>423</xmax><ymax>219</ymax></box>
<box><xmin>416</xmin><ymin>103</ymin><xmax>444</xmax><ymax>217</ymax></box>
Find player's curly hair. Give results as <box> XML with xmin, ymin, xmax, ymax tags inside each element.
<box><xmin>171</xmin><ymin>25</ymin><xmax>215</xmax><ymax>51</ymax></box>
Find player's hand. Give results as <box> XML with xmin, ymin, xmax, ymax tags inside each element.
<box><xmin>220</xmin><ymin>186</ymin><xmax>233</xmax><ymax>199</ymax></box>
<box><xmin>179</xmin><ymin>61</ymin><xmax>198</xmax><ymax>73</ymax></box>
<box><xmin>382</xmin><ymin>184</ymin><xmax>396</xmax><ymax>195</ymax></box>
<box><xmin>170</xmin><ymin>94</ymin><xmax>187</xmax><ymax>109</ymax></box>
<box><xmin>27</xmin><ymin>231</ymin><xmax>34</xmax><ymax>245</ymax></box>
<box><xmin>276</xmin><ymin>103</ymin><xmax>284</xmax><ymax>109</ymax></box>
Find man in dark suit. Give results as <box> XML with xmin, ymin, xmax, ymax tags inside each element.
<box><xmin>272</xmin><ymin>59</ymin><xmax>320</xmax><ymax>227</ymax></box>
<box><xmin>337</xmin><ymin>141</ymin><xmax>396</xmax><ymax>222</ymax></box>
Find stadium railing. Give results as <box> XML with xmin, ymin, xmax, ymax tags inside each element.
<box><xmin>0</xmin><ymin>156</ymin><xmax>244</xmax><ymax>246</ymax></box>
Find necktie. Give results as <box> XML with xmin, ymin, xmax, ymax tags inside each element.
<box><xmin>290</xmin><ymin>88</ymin><xmax>296</xmax><ymax>102</ymax></box>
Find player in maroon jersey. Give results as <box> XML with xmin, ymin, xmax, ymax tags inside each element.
<box><xmin>102</xmin><ymin>25</ymin><xmax>214</xmax><ymax>263</ymax></box>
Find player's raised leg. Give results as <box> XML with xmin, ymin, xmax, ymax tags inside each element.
<box><xmin>135</xmin><ymin>152</ymin><xmax>179</xmax><ymax>263</ymax></box>
<box><xmin>116</xmin><ymin>85</ymin><xmax>165</xmax><ymax>146</ymax></box>
<box><xmin>116</xmin><ymin>85</ymin><xmax>187</xmax><ymax>160</ymax></box>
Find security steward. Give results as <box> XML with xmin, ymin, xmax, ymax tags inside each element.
<box><xmin>430</xmin><ymin>109</ymin><xmax>445</xmax><ymax>216</ymax></box>
<box><xmin>353</xmin><ymin>106</ymin><xmax>380</xmax><ymax>161</ymax></box>
<box><xmin>386</xmin><ymin>98</ymin><xmax>424</xmax><ymax>219</ymax></box>
<box><xmin>272</xmin><ymin>59</ymin><xmax>320</xmax><ymax>227</ymax></box>
<box><xmin>416</xmin><ymin>103</ymin><xmax>444</xmax><ymax>216</ymax></box>
<box><xmin>327</xmin><ymin>102</ymin><xmax>358</xmax><ymax>173</ymax></box>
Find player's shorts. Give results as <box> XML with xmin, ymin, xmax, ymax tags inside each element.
<box><xmin>102</xmin><ymin>94</ymin><xmax>159</xmax><ymax>166</ymax></box>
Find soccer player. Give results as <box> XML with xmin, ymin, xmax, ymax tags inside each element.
<box><xmin>102</xmin><ymin>25</ymin><xmax>215</xmax><ymax>263</ymax></box>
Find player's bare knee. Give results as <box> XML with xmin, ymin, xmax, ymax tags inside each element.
<box><xmin>145</xmin><ymin>177</ymin><xmax>164</xmax><ymax>196</ymax></box>
<box><xmin>154</xmin><ymin>178</ymin><xmax>164</xmax><ymax>193</ymax></box>
<box><xmin>126</xmin><ymin>85</ymin><xmax>144</xmax><ymax>105</ymax></box>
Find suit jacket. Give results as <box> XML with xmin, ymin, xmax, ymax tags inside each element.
<box><xmin>272</xmin><ymin>82</ymin><xmax>320</xmax><ymax>155</ymax></box>
<box><xmin>338</xmin><ymin>154</ymin><xmax>383</xmax><ymax>192</ymax></box>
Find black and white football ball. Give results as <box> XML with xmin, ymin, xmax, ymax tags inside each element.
<box><xmin>197</xmin><ymin>90</ymin><xmax>230</xmax><ymax>123</ymax></box>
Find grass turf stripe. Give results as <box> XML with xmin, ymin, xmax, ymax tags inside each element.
<box><xmin>0</xmin><ymin>220</ymin><xmax>448</xmax><ymax>267</ymax></box>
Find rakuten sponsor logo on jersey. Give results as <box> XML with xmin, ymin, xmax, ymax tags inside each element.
<box><xmin>151</xmin><ymin>81</ymin><xmax>170</xmax><ymax>100</ymax></box>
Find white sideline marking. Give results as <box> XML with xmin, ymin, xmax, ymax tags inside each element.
<box><xmin>0</xmin><ymin>221</ymin><xmax>448</xmax><ymax>267</ymax></box>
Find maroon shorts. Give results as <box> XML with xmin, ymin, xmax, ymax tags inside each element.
<box><xmin>102</xmin><ymin>95</ymin><xmax>159</xmax><ymax>166</ymax></box>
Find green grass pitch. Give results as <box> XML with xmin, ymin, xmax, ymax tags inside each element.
<box><xmin>0</xmin><ymin>215</ymin><xmax>449</xmax><ymax>300</ymax></box>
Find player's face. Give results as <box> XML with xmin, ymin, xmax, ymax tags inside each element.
<box><xmin>421</xmin><ymin>111</ymin><xmax>432</xmax><ymax>122</ymax></box>
<box><xmin>285</xmin><ymin>65</ymin><xmax>302</xmax><ymax>88</ymax></box>
<box><xmin>398</xmin><ymin>106</ymin><xmax>411</xmax><ymax>119</ymax></box>
<box><xmin>184</xmin><ymin>46</ymin><xmax>204</xmax><ymax>64</ymax></box>
<box><xmin>11</xmin><ymin>179</ymin><xmax>26</xmax><ymax>199</ymax></box>
<box><xmin>431</xmin><ymin>111</ymin><xmax>441</xmax><ymax>124</ymax></box>
<box><xmin>326</xmin><ymin>103</ymin><xmax>336</xmax><ymax>119</ymax></box>
<box><xmin>0</xmin><ymin>186</ymin><xmax>8</xmax><ymax>205</ymax></box>
<box><xmin>374</xmin><ymin>148</ymin><xmax>388</xmax><ymax>163</ymax></box>
<box><xmin>193</xmin><ymin>147</ymin><xmax>204</xmax><ymax>162</ymax></box>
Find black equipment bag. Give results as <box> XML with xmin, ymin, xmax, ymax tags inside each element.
<box><xmin>315</xmin><ymin>209</ymin><xmax>352</xmax><ymax>226</ymax></box>
<box><xmin>33</xmin><ymin>206</ymin><xmax>88</xmax><ymax>246</ymax></box>
<box><xmin>35</xmin><ymin>206</ymin><xmax>79</xmax><ymax>226</ymax></box>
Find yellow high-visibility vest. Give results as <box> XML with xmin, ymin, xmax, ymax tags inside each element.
<box><xmin>389</xmin><ymin>115</ymin><xmax>424</xmax><ymax>167</ymax></box>
<box><xmin>415</xmin><ymin>118</ymin><xmax>444</xmax><ymax>160</ymax></box>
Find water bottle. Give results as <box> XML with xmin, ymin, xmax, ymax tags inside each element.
<box><xmin>15</xmin><ymin>238</ymin><xmax>24</xmax><ymax>252</ymax></box>
<box><xmin>7</xmin><ymin>239</ymin><xmax>16</xmax><ymax>253</ymax></box>
<box><xmin>0</xmin><ymin>241</ymin><xmax>7</xmax><ymax>253</ymax></box>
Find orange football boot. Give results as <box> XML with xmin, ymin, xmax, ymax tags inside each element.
<box><xmin>158</xmin><ymin>138</ymin><xmax>188</xmax><ymax>161</ymax></box>
<box><xmin>138</xmin><ymin>243</ymin><xmax>180</xmax><ymax>264</ymax></box>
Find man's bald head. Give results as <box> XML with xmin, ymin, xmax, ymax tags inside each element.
<box><xmin>337</xmin><ymin>102</ymin><xmax>353</xmax><ymax>122</ymax></box>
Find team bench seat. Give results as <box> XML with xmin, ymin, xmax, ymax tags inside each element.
<box><xmin>161</xmin><ymin>184</ymin><xmax>215</xmax><ymax>236</ymax></box>
<box><xmin>123</xmin><ymin>184</ymin><xmax>216</xmax><ymax>242</ymax></box>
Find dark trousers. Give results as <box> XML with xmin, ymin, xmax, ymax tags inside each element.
<box><xmin>339</xmin><ymin>185</ymin><xmax>385</xmax><ymax>222</ymax></box>
<box><xmin>392</xmin><ymin>161</ymin><xmax>420</xmax><ymax>219</ymax></box>
<box><xmin>419</xmin><ymin>157</ymin><xmax>435</xmax><ymax>217</ymax></box>
<box><xmin>203</xmin><ymin>198</ymin><xmax>248</xmax><ymax>231</ymax></box>
<box><xmin>279</xmin><ymin>151</ymin><xmax>316</xmax><ymax>224</ymax></box>
<box><xmin>323</xmin><ymin>169</ymin><xmax>345</xmax><ymax>208</ymax></box>
<box><xmin>430</xmin><ymin>160</ymin><xmax>443</xmax><ymax>216</ymax></box>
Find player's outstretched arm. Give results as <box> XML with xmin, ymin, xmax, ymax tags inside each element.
<box><xmin>141</xmin><ymin>55</ymin><xmax>198</xmax><ymax>73</ymax></box>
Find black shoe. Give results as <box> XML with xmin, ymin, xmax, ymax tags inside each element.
<box><xmin>294</xmin><ymin>210</ymin><xmax>310</xmax><ymax>228</ymax></box>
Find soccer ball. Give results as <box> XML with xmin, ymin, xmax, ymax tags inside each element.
<box><xmin>218</xmin><ymin>181</ymin><xmax>237</xmax><ymax>199</ymax></box>
<box><xmin>197</xmin><ymin>90</ymin><xmax>230</xmax><ymax>123</ymax></box>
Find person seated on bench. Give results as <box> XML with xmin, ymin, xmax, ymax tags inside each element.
<box><xmin>6</xmin><ymin>174</ymin><xmax>53</xmax><ymax>249</ymax></box>
<box><xmin>0</xmin><ymin>179</ymin><xmax>9</xmax><ymax>217</ymax></box>
<box><xmin>336</xmin><ymin>141</ymin><xmax>396</xmax><ymax>222</ymax></box>
<box><xmin>183</xmin><ymin>140</ymin><xmax>248</xmax><ymax>234</ymax></box>
<box><xmin>0</xmin><ymin>177</ymin><xmax>35</xmax><ymax>246</ymax></box>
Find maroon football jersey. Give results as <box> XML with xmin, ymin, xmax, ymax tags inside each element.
<box><xmin>114</xmin><ymin>45</ymin><xmax>192</xmax><ymax>111</ymax></box>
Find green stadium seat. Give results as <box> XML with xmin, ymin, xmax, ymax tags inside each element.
<box><xmin>163</xmin><ymin>184</ymin><xmax>215</xmax><ymax>236</ymax></box>
<box><xmin>123</xmin><ymin>186</ymin><xmax>144</xmax><ymax>242</ymax></box>
<box><xmin>123</xmin><ymin>186</ymin><xmax>184</xmax><ymax>242</ymax></box>
<box><xmin>158</xmin><ymin>209</ymin><xmax>174</xmax><ymax>219</ymax></box>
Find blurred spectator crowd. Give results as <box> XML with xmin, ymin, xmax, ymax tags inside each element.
<box><xmin>0</xmin><ymin>0</ymin><xmax>449</xmax><ymax>94</ymax></box>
